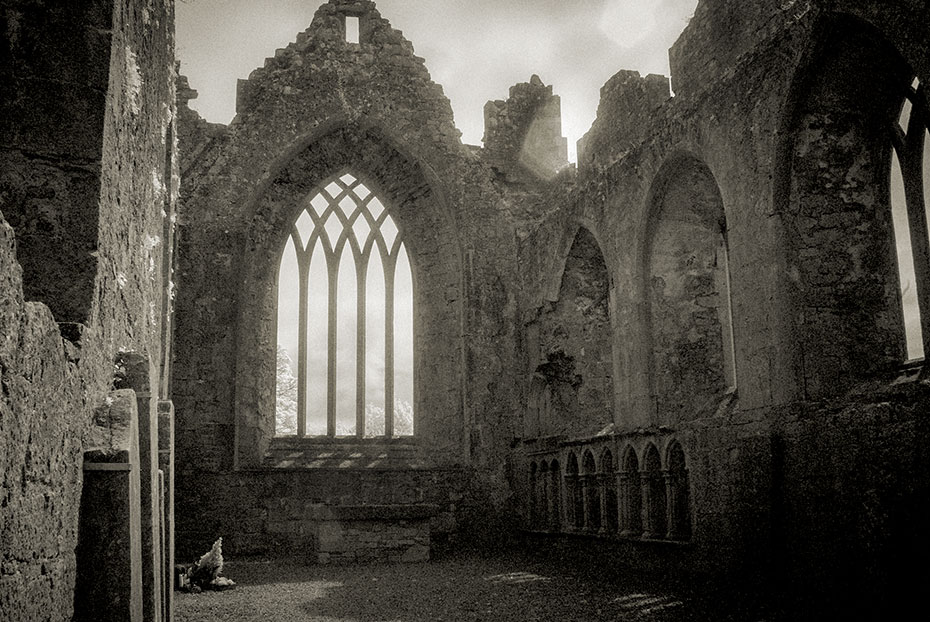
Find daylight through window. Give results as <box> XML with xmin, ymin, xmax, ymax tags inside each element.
<box><xmin>276</xmin><ymin>172</ymin><xmax>414</xmax><ymax>437</ymax></box>
<box><xmin>889</xmin><ymin>77</ymin><xmax>930</xmax><ymax>361</ymax></box>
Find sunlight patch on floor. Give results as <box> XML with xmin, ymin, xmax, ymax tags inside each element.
<box><xmin>484</xmin><ymin>571</ymin><xmax>552</xmax><ymax>584</ymax></box>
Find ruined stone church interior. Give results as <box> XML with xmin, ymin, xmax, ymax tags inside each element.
<box><xmin>2</xmin><ymin>0</ymin><xmax>930</xmax><ymax>620</ymax></box>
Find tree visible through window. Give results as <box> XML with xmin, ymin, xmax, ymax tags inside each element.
<box><xmin>276</xmin><ymin>172</ymin><xmax>414</xmax><ymax>437</ymax></box>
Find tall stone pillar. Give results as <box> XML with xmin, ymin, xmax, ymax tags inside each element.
<box><xmin>117</xmin><ymin>353</ymin><xmax>162</xmax><ymax>622</ymax></box>
<box><xmin>158</xmin><ymin>400</ymin><xmax>175</xmax><ymax>621</ymax></box>
<box><xmin>74</xmin><ymin>390</ymin><xmax>143</xmax><ymax>622</ymax></box>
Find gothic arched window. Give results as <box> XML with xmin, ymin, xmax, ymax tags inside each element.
<box><xmin>275</xmin><ymin>172</ymin><xmax>414</xmax><ymax>438</ymax></box>
<box><xmin>889</xmin><ymin>77</ymin><xmax>930</xmax><ymax>361</ymax></box>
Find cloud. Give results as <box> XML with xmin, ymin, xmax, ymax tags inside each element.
<box><xmin>599</xmin><ymin>1</ymin><xmax>658</xmax><ymax>47</ymax></box>
<box><xmin>176</xmin><ymin>0</ymin><xmax>699</xmax><ymax>161</ymax></box>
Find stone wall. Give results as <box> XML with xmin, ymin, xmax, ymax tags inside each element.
<box><xmin>510</xmin><ymin>0</ymin><xmax>930</xmax><ymax>616</ymax></box>
<box><xmin>0</xmin><ymin>214</ymin><xmax>84</xmax><ymax>621</ymax></box>
<box><xmin>483</xmin><ymin>75</ymin><xmax>569</xmax><ymax>181</ymax></box>
<box><xmin>174</xmin><ymin>0</ymin><xmax>521</xmax><ymax>559</ymax></box>
<box><xmin>0</xmin><ymin>0</ymin><xmax>176</xmax><ymax>619</ymax></box>
<box><xmin>170</xmin><ymin>0</ymin><xmax>930</xmax><ymax>616</ymax></box>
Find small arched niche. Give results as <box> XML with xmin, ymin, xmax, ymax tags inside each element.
<box><xmin>646</xmin><ymin>154</ymin><xmax>735</xmax><ymax>423</ymax></box>
<box><xmin>535</xmin><ymin>226</ymin><xmax>614</xmax><ymax>437</ymax></box>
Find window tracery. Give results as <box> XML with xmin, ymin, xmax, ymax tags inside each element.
<box><xmin>276</xmin><ymin>172</ymin><xmax>414</xmax><ymax>438</ymax></box>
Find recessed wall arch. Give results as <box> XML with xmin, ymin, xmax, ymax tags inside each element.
<box><xmin>233</xmin><ymin>122</ymin><xmax>464</xmax><ymax>467</ymax></box>
<box><xmin>774</xmin><ymin>13</ymin><xmax>922</xmax><ymax>397</ymax></box>
<box><xmin>533</xmin><ymin>223</ymin><xmax>615</xmax><ymax>437</ymax></box>
<box><xmin>642</xmin><ymin>150</ymin><xmax>736</xmax><ymax>424</ymax></box>
<box><xmin>541</xmin><ymin>219</ymin><xmax>611</xmax><ymax>304</ymax></box>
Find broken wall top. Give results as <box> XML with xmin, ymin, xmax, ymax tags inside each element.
<box><xmin>577</xmin><ymin>70</ymin><xmax>670</xmax><ymax>172</ymax></box>
<box><xmin>234</xmin><ymin>0</ymin><xmax>459</xmax><ymax>141</ymax></box>
<box><xmin>482</xmin><ymin>75</ymin><xmax>569</xmax><ymax>181</ymax></box>
<box><xmin>670</xmin><ymin>0</ymin><xmax>808</xmax><ymax>99</ymax></box>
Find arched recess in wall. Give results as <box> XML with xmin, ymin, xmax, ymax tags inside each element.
<box><xmin>776</xmin><ymin>14</ymin><xmax>925</xmax><ymax>397</ymax></box>
<box><xmin>644</xmin><ymin>153</ymin><xmax>736</xmax><ymax>424</ymax></box>
<box><xmin>534</xmin><ymin>225</ymin><xmax>614</xmax><ymax>437</ymax></box>
<box><xmin>233</xmin><ymin>123</ymin><xmax>463</xmax><ymax>467</ymax></box>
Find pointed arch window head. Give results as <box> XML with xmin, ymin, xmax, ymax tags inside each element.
<box><xmin>276</xmin><ymin>172</ymin><xmax>414</xmax><ymax>438</ymax></box>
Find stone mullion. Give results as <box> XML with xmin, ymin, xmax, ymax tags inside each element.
<box><xmin>384</xmin><ymin>247</ymin><xmax>396</xmax><ymax>438</ymax></box>
<box><xmin>326</xmin><ymin>240</ymin><xmax>339</xmax><ymax>437</ymax></box>
<box><xmin>355</xmin><ymin>251</ymin><xmax>368</xmax><ymax>438</ymax></box>
<box><xmin>294</xmin><ymin>228</ymin><xmax>309</xmax><ymax>438</ymax></box>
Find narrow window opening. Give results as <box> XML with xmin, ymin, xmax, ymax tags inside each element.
<box><xmin>890</xmin><ymin>150</ymin><xmax>923</xmax><ymax>360</ymax></box>
<box><xmin>345</xmin><ymin>15</ymin><xmax>360</xmax><ymax>44</ymax></box>
<box><xmin>890</xmin><ymin>81</ymin><xmax>930</xmax><ymax>362</ymax></box>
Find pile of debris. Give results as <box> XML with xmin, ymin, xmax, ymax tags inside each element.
<box><xmin>177</xmin><ymin>538</ymin><xmax>236</xmax><ymax>593</ymax></box>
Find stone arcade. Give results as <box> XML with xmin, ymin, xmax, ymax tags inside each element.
<box><xmin>2</xmin><ymin>0</ymin><xmax>930</xmax><ymax>620</ymax></box>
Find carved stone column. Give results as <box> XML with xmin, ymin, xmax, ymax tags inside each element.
<box><xmin>536</xmin><ymin>473</ymin><xmax>547</xmax><ymax>530</ymax></box>
<box><xmin>528</xmin><ymin>470</ymin><xmax>537</xmax><ymax>529</ymax></box>
<box><xmin>598</xmin><ymin>474</ymin><xmax>610</xmax><ymax>535</ymax></box>
<box><xmin>580</xmin><ymin>475</ymin><xmax>592</xmax><ymax>532</ymax></box>
<box><xmin>619</xmin><ymin>471</ymin><xmax>639</xmax><ymax>536</ymax></box>
<box><xmin>665</xmin><ymin>470</ymin><xmax>689</xmax><ymax>540</ymax></box>
<box><xmin>549</xmin><ymin>469</ymin><xmax>562</xmax><ymax>532</ymax></box>
<box><xmin>543</xmin><ymin>470</ymin><xmax>554</xmax><ymax>531</ymax></box>
<box><xmin>641</xmin><ymin>469</ymin><xmax>659</xmax><ymax>539</ymax></box>
<box><xmin>563</xmin><ymin>474</ymin><xmax>577</xmax><ymax>531</ymax></box>
<box><xmin>664</xmin><ymin>470</ymin><xmax>678</xmax><ymax>540</ymax></box>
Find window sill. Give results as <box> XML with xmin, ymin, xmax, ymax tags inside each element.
<box><xmin>261</xmin><ymin>435</ymin><xmax>426</xmax><ymax>470</ymax></box>
<box><xmin>270</xmin><ymin>435</ymin><xmax>419</xmax><ymax>447</ymax></box>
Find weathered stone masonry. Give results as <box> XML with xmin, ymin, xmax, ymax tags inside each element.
<box><xmin>171</xmin><ymin>5</ymin><xmax>930</xmax><ymax>615</ymax></box>
<box><xmin>2</xmin><ymin>1</ymin><xmax>177</xmax><ymax>620</ymax></box>
<box><xmin>1</xmin><ymin>0</ymin><xmax>930</xmax><ymax>620</ymax></box>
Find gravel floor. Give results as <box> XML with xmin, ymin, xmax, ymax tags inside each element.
<box><xmin>175</xmin><ymin>548</ymin><xmax>769</xmax><ymax>622</ymax></box>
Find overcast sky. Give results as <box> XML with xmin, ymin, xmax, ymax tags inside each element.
<box><xmin>175</xmin><ymin>0</ymin><xmax>700</xmax><ymax>162</ymax></box>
